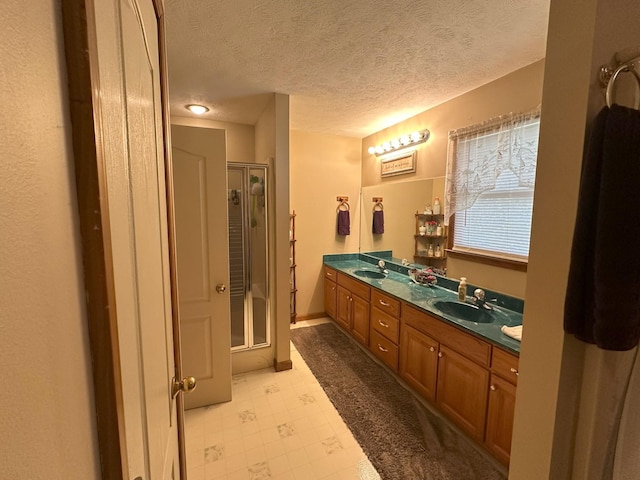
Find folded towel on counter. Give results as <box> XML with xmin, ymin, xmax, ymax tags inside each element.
<box><xmin>372</xmin><ymin>210</ymin><xmax>384</xmax><ymax>234</ymax></box>
<box><xmin>501</xmin><ymin>325</ymin><xmax>522</xmax><ymax>342</ymax></box>
<box><xmin>337</xmin><ymin>210</ymin><xmax>350</xmax><ymax>235</ymax></box>
<box><xmin>564</xmin><ymin>104</ymin><xmax>640</xmax><ymax>351</ymax></box>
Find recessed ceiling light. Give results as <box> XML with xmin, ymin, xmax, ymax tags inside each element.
<box><xmin>186</xmin><ymin>104</ymin><xmax>209</xmax><ymax>115</ymax></box>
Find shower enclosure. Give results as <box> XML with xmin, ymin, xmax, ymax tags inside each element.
<box><xmin>227</xmin><ymin>164</ymin><xmax>270</xmax><ymax>350</ymax></box>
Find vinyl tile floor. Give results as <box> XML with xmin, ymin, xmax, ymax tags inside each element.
<box><xmin>184</xmin><ymin>319</ymin><xmax>381</xmax><ymax>480</ymax></box>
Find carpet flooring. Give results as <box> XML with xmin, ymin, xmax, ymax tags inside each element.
<box><xmin>290</xmin><ymin>322</ymin><xmax>507</xmax><ymax>480</ymax></box>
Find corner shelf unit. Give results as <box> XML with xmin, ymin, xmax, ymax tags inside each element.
<box><xmin>414</xmin><ymin>212</ymin><xmax>448</xmax><ymax>272</ymax></box>
<box><xmin>289</xmin><ymin>211</ymin><xmax>297</xmax><ymax>324</ymax></box>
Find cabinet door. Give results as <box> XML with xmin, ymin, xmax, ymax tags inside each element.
<box><xmin>485</xmin><ymin>374</ymin><xmax>517</xmax><ymax>465</ymax></box>
<box><xmin>324</xmin><ymin>278</ymin><xmax>337</xmax><ymax>320</ymax></box>
<box><xmin>400</xmin><ymin>325</ymin><xmax>439</xmax><ymax>402</ymax></box>
<box><xmin>351</xmin><ymin>294</ymin><xmax>370</xmax><ymax>346</ymax></box>
<box><xmin>335</xmin><ymin>285</ymin><xmax>351</xmax><ymax>330</ymax></box>
<box><xmin>436</xmin><ymin>345</ymin><xmax>490</xmax><ymax>442</ymax></box>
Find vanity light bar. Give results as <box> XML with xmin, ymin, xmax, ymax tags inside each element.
<box><xmin>367</xmin><ymin>129</ymin><xmax>430</xmax><ymax>156</ymax></box>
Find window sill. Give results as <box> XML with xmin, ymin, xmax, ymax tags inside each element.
<box><xmin>445</xmin><ymin>249</ymin><xmax>528</xmax><ymax>272</ymax></box>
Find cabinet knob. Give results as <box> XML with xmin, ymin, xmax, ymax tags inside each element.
<box><xmin>510</xmin><ymin>367</ymin><xmax>520</xmax><ymax>376</ymax></box>
<box><xmin>429</xmin><ymin>347</ymin><xmax>435</xmax><ymax>352</ymax></box>
<box><xmin>349</xmin><ymin>296</ymin><xmax>353</xmax><ymax>302</ymax></box>
<box><xmin>438</xmin><ymin>352</ymin><xmax>443</xmax><ymax>358</ymax></box>
<box><xmin>490</xmin><ymin>385</ymin><xmax>496</xmax><ymax>391</ymax></box>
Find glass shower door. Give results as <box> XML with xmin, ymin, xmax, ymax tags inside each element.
<box><xmin>227</xmin><ymin>164</ymin><xmax>269</xmax><ymax>350</ymax></box>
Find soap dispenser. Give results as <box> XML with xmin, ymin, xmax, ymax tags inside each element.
<box><xmin>458</xmin><ymin>277</ymin><xmax>467</xmax><ymax>301</ymax></box>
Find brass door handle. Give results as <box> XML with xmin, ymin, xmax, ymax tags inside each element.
<box><xmin>216</xmin><ymin>284</ymin><xmax>226</xmax><ymax>294</ymax></box>
<box><xmin>172</xmin><ymin>376</ymin><xmax>197</xmax><ymax>397</ymax></box>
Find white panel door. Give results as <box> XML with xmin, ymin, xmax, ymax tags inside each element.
<box><xmin>172</xmin><ymin>125</ymin><xmax>232</xmax><ymax>409</ymax></box>
<box><xmin>65</xmin><ymin>0</ymin><xmax>184</xmax><ymax>477</ymax></box>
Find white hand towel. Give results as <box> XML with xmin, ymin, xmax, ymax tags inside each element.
<box><xmin>501</xmin><ymin>325</ymin><xmax>522</xmax><ymax>342</ymax></box>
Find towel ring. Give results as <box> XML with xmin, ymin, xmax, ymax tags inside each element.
<box><xmin>373</xmin><ymin>202</ymin><xmax>383</xmax><ymax>212</ymax></box>
<box><xmin>337</xmin><ymin>201</ymin><xmax>350</xmax><ymax>212</ymax></box>
<box><xmin>605</xmin><ymin>63</ymin><xmax>640</xmax><ymax>108</ymax></box>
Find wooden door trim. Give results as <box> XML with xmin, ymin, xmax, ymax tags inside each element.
<box><xmin>61</xmin><ymin>1</ymin><xmax>127</xmax><ymax>478</ymax></box>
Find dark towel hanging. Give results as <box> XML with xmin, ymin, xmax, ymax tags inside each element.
<box><xmin>337</xmin><ymin>210</ymin><xmax>350</xmax><ymax>235</ymax></box>
<box><xmin>372</xmin><ymin>210</ymin><xmax>384</xmax><ymax>234</ymax></box>
<box><xmin>564</xmin><ymin>104</ymin><xmax>640</xmax><ymax>351</ymax></box>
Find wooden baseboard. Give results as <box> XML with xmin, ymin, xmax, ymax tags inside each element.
<box><xmin>295</xmin><ymin>312</ymin><xmax>328</xmax><ymax>321</ymax></box>
<box><xmin>274</xmin><ymin>359</ymin><xmax>293</xmax><ymax>372</ymax></box>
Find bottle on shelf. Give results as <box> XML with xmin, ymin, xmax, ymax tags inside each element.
<box><xmin>427</xmin><ymin>243</ymin><xmax>434</xmax><ymax>257</ymax></box>
<box><xmin>433</xmin><ymin>196</ymin><xmax>441</xmax><ymax>215</ymax></box>
<box><xmin>435</xmin><ymin>243</ymin><xmax>441</xmax><ymax>258</ymax></box>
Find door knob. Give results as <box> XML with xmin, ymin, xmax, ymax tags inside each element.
<box><xmin>172</xmin><ymin>376</ymin><xmax>197</xmax><ymax>398</ymax></box>
<box><xmin>216</xmin><ymin>284</ymin><xmax>226</xmax><ymax>294</ymax></box>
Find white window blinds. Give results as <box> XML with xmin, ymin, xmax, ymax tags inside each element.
<box><xmin>445</xmin><ymin>111</ymin><xmax>540</xmax><ymax>260</ymax></box>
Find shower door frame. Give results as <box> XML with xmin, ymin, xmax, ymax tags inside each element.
<box><xmin>228</xmin><ymin>163</ymin><xmax>271</xmax><ymax>351</ymax></box>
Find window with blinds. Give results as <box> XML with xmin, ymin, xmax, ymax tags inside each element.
<box><xmin>450</xmin><ymin>117</ymin><xmax>540</xmax><ymax>261</ymax></box>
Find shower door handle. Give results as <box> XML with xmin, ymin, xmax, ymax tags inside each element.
<box><xmin>216</xmin><ymin>284</ymin><xmax>227</xmax><ymax>294</ymax></box>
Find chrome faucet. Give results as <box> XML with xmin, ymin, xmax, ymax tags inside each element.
<box><xmin>472</xmin><ymin>289</ymin><xmax>493</xmax><ymax>310</ymax></box>
<box><xmin>377</xmin><ymin>260</ymin><xmax>388</xmax><ymax>274</ymax></box>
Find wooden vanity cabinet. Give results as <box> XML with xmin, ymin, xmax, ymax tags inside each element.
<box><xmin>322</xmin><ymin>268</ymin><xmax>520</xmax><ymax>465</ymax></box>
<box><xmin>401</xmin><ymin>303</ymin><xmax>491</xmax><ymax>443</ymax></box>
<box><xmin>370</xmin><ymin>290</ymin><xmax>401</xmax><ymax>371</ymax></box>
<box><xmin>335</xmin><ymin>273</ymin><xmax>370</xmax><ymax>346</ymax></box>
<box><xmin>436</xmin><ymin>345</ymin><xmax>490</xmax><ymax>442</ymax></box>
<box><xmin>399</xmin><ymin>324</ymin><xmax>439</xmax><ymax>402</ymax></box>
<box><xmin>323</xmin><ymin>266</ymin><xmax>337</xmax><ymax>320</ymax></box>
<box><xmin>486</xmin><ymin>348</ymin><xmax>519</xmax><ymax>464</ymax></box>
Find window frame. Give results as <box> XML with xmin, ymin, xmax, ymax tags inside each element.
<box><xmin>446</xmin><ymin>112</ymin><xmax>540</xmax><ymax>270</ymax></box>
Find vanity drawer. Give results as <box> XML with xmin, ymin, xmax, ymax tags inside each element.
<box><xmin>371</xmin><ymin>329</ymin><xmax>399</xmax><ymax>371</ymax></box>
<box><xmin>371</xmin><ymin>290</ymin><xmax>401</xmax><ymax>318</ymax></box>
<box><xmin>491</xmin><ymin>347</ymin><xmax>520</xmax><ymax>385</ymax></box>
<box><xmin>371</xmin><ymin>307</ymin><xmax>400</xmax><ymax>344</ymax></box>
<box><xmin>337</xmin><ymin>273</ymin><xmax>370</xmax><ymax>301</ymax></box>
<box><xmin>324</xmin><ymin>266</ymin><xmax>337</xmax><ymax>282</ymax></box>
<box><xmin>402</xmin><ymin>303</ymin><xmax>491</xmax><ymax>367</ymax></box>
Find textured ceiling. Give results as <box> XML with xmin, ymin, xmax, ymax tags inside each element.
<box><xmin>165</xmin><ymin>0</ymin><xmax>550</xmax><ymax>138</ymax></box>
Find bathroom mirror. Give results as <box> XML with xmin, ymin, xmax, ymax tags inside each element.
<box><xmin>359</xmin><ymin>177</ymin><xmax>445</xmax><ymax>268</ymax></box>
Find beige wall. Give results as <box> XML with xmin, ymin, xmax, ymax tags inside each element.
<box><xmin>0</xmin><ymin>2</ymin><xmax>100</xmax><ymax>478</ymax></box>
<box><xmin>361</xmin><ymin>60</ymin><xmax>546</xmax><ymax>298</ymax></box>
<box><xmin>511</xmin><ymin>1</ymin><xmax>640</xmax><ymax>478</ymax></box>
<box><xmin>290</xmin><ymin>130</ymin><xmax>362</xmax><ymax>316</ymax></box>
<box><xmin>171</xmin><ymin>115</ymin><xmax>255</xmax><ymax>162</ymax></box>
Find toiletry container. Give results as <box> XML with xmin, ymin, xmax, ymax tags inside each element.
<box><xmin>435</xmin><ymin>244</ymin><xmax>441</xmax><ymax>257</ymax></box>
<box><xmin>427</xmin><ymin>244</ymin><xmax>434</xmax><ymax>257</ymax></box>
<box><xmin>433</xmin><ymin>196</ymin><xmax>441</xmax><ymax>215</ymax></box>
<box><xmin>458</xmin><ymin>277</ymin><xmax>467</xmax><ymax>301</ymax></box>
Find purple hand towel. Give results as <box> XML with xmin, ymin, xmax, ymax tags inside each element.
<box><xmin>564</xmin><ymin>104</ymin><xmax>640</xmax><ymax>351</ymax></box>
<box><xmin>372</xmin><ymin>210</ymin><xmax>384</xmax><ymax>234</ymax></box>
<box><xmin>337</xmin><ymin>210</ymin><xmax>350</xmax><ymax>235</ymax></box>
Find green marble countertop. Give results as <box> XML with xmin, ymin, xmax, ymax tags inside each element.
<box><xmin>323</xmin><ymin>258</ymin><xmax>522</xmax><ymax>354</ymax></box>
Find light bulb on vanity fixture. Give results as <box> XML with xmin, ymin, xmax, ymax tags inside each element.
<box><xmin>185</xmin><ymin>104</ymin><xmax>209</xmax><ymax>115</ymax></box>
<box><xmin>367</xmin><ymin>128</ymin><xmax>430</xmax><ymax>156</ymax></box>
